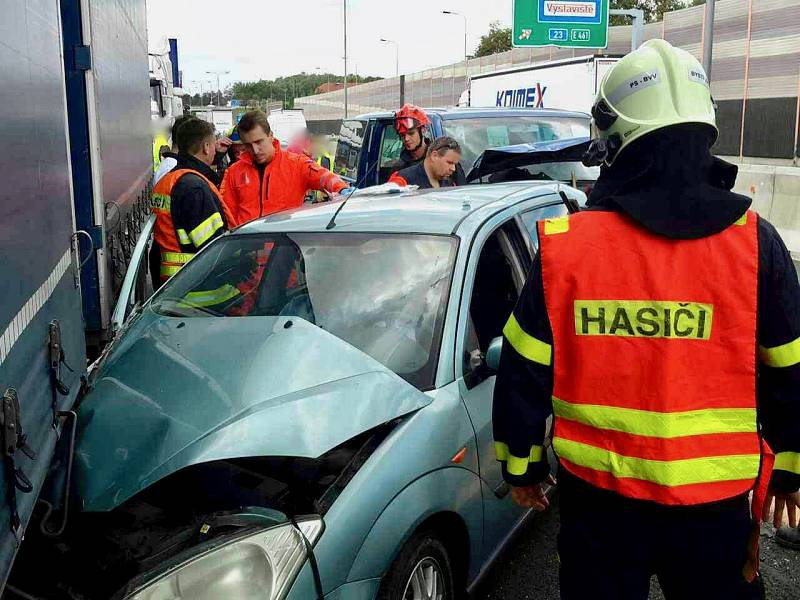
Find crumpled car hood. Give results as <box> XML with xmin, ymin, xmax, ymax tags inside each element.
<box><xmin>75</xmin><ymin>312</ymin><xmax>431</xmax><ymax>511</ymax></box>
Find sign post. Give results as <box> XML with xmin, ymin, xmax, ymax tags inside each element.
<box><xmin>514</xmin><ymin>0</ymin><xmax>610</xmax><ymax>49</ymax></box>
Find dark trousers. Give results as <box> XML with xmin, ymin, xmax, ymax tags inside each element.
<box><xmin>558</xmin><ymin>472</ymin><xmax>764</xmax><ymax>600</ymax></box>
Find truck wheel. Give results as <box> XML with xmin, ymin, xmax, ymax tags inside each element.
<box><xmin>377</xmin><ymin>529</ymin><xmax>455</xmax><ymax>600</ymax></box>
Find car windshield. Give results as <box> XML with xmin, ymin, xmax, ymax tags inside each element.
<box><xmin>442</xmin><ymin>116</ymin><xmax>599</xmax><ymax>183</ymax></box>
<box><xmin>150</xmin><ymin>233</ymin><xmax>458</xmax><ymax>390</ymax></box>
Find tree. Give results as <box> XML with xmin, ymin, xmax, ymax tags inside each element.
<box><xmin>231</xmin><ymin>72</ymin><xmax>381</xmax><ymax>109</ymax></box>
<box><xmin>474</xmin><ymin>21</ymin><xmax>512</xmax><ymax>58</ymax></box>
<box><xmin>610</xmin><ymin>0</ymin><xmax>691</xmax><ymax>25</ymax></box>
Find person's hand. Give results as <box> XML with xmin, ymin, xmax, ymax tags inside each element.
<box><xmin>762</xmin><ymin>489</ymin><xmax>800</xmax><ymax>528</ymax></box>
<box><xmin>510</xmin><ymin>474</ymin><xmax>557</xmax><ymax>511</ymax></box>
<box><xmin>216</xmin><ymin>137</ymin><xmax>233</xmax><ymax>154</ymax></box>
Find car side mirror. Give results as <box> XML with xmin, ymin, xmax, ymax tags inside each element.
<box><xmin>486</xmin><ymin>337</ymin><xmax>503</xmax><ymax>373</ymax></box>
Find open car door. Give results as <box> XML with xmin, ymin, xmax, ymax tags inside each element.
<box><xmin>466</xmin><ymin>137</ymin><xmax>592</xmax><ymax>184</ymax></box>
<box><xmin>111</xmin><ymin>214</ymin><xmax>156</xmax><ymax>332</ymax></box>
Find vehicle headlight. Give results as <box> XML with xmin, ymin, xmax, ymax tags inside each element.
<box><xmin>125</xmin><ymin>518</ymin><xmax>324</xmax><ymax>600</ymax></box>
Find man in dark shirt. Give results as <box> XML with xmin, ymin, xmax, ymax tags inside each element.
<box><xmin>388</xmin><ymin>137</ymin><xmax>462</xmax><ymax>189</ymax></box>
<box><xmin>151</xmin><ymin>118</ymin><xmax>232</xmax><ymax>287</ymax></box>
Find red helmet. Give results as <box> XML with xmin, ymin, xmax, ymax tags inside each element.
<box><xmin>394</xmin><ymin>104</ymin><xmax>431</xmax><ymax>135</ymax></box>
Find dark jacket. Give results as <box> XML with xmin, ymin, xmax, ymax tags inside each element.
<box><xmin>150</xmin><ymin>154</ymin><xmax>229</xmax><ymax>290</ymax></box>
<box><xmin>170</xmin><ymin>153</ymin><xmax>229</xmax><ymax>253</ymax></box>
<box><xmin>388</xmin><ymin>161</ymin><xmax>457</xmax><ymax>190</ymax></box>
<box><xmin>493</xmin><ymin>126</ymin><xmax>800</xmax><ymax>494</ymax></box>
<box><xmin>389</xmin><ymin>147</ymin><xmax>467</xmax><ymax>185</ymax></box>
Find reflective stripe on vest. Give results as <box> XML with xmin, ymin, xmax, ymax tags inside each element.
<box><xmin>539</xmin><ymin>211</ymin><xmax>761</xmax><ymax>506</ymax></box>
<box><xmin>151</xmin><ymin>169</ymin><xmax>234</xmax><ymax>282</ymax></box>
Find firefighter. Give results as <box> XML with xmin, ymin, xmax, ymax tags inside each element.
<box><xmin>151</xmin><ymin>118</ymin><xmax>234</xmax><ymax>287</ymax></box>
<box><xmin>388</xmin><ymin>104</ymin><xmax>433</xmax><ymax>171</ymax></box>
<box><xmin>389</xmin><ymin>104</ymin><xmax>466</xmax><ymax>184</ymax></box>
<box><xmin>492</xmin><ymin>39</ymin><xmax>800</xmax><ymax>599</ymax></box>
<box><xmin>388</xmin><ymin>136</ymin><xmax>462</xmax><ymax>189</ymax></box>
<box><xmin>221</xmin><ymin>110</ymin><xmax>349</xmax><ymax>227</ymax></box>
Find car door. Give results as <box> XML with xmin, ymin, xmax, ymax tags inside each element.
<box><xmin>110</xmin><ymin>214</ymin><xmax>156</xmax><ymax>332</ymax></box>
<box><xmin>333</xmin><ymin>119</ymin><xmax>367</xmax><ymax>185</ymax></box>
<box><xmin>362</xmin><ymin>118</ymin><xmax>403</xmax><ymax>186</ymax></box>
<box><xmin>456</xmin><ymin>218</ymin><xmax>532</xmax><ymax>554</ymax></box>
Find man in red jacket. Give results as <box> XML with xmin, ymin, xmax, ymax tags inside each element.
<box><xmin>221</xmin><ymin>111</ymin><xmax>348</xmax><ymax>226</ymax></box>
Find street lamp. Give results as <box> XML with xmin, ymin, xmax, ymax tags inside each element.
<box><xmin>380</xmin><ymin>38</ymin><xmax>399</xmax><ymax>77</ymax></box>
<box><xmin>205</xmin><ymin>70</ymin><xmax>230</xmax><ymax>107</ymax></box>
<box><xmin>206</xmin><ymin>80</ymin><xmax>214</xmax><ymax>106</ymax></box>
<box><xmin>442</xmin><ymin>10</ymin><xmax>467</xmax><ymax>63</ymax></box>
<box><xmin>190</xmin><ymin>80</ymin><xmax>201</xmax><ymax>106</ymax></box>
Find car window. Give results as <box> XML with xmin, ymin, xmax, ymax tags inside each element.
<box><xmin>377</xmin><ymin>122</ymin><xmax>403</xmax><ymax>184</ymax></box>
<box><xmin>520</xmin><ymin>204</ymin><xmax>569</xmax><ymax>249</ymax></box>
<box><xmin>335</xmin><ymin>120</ymin><xmax>365</xmax><ymax>180</ymax></box>
<box><xmin>463</xmin><ymin>222</ymin><xmax>527</xmax><ymax>388</ymax></box>
<box><xmin>150</xmin><ymin>233</ymin><xmax>458</xmax><ymax>391</ymax></box>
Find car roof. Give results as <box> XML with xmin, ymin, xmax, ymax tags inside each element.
<box><xmin>353</xmin><ymin>106</ymin><xmax>590</xmax><ymax>121</ymax></box>
<box><xmin>234</xmin><ymin>182</ymin><xmax>564</xmax><ymax>237</ymax></box>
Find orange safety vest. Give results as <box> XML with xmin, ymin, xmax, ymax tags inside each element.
<box><xmin>151</xmin><ymin>169</ymin><xmax>234</xmax><ymax>282</ymax></box>
<box><xmin>539</xmin><ymin>210</ymin><xmax>762</xmax><ymax>506</ymax></box>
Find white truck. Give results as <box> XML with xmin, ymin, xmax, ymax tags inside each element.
<box><xmin>268</xmin><ymin>108</ymin><xmax>308</xmax><ymax>147</ymax></box>
<box><xmin>463</xmin><ymin>55</ymin><xmax>620</xmax><ymax>115</ymax></box>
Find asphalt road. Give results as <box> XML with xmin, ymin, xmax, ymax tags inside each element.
<box><xmin>475</xmin><ymin>493</ymin><xmax>800</xmax><ymax>600</ymax></box>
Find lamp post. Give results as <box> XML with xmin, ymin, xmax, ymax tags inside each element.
<box><xmin>442</xmin><ymin>10</ymin><xmax>467</xmax><ymax>63</ymax></box>
<box><xmin>205</xmin><ymin>70</ymin><xmax>230</xmax><ymax>106</ymax></box>
<box><xmin>343</xmin><ymin>0</ymin><xmax>348</xmax><ymax>118</ymax></box>
<box><xmin>380</xmin><ymin>38</ymin><xmax>399</xmax><ymax>77</ymax></box>
<box><xmin>190</xmin><ymin>80</ymin><xmax>200</xmax><ymax>106</ymax></box>
<box><xmin>702</xmin><ymin>0</ymin><xmax>716</xmax><ymax>81</ymax></box>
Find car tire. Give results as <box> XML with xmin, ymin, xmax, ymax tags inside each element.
<box><xmin>377</xmin><ymin>528</ymin><xmax>457</xmax><ymax>600</ymax></box>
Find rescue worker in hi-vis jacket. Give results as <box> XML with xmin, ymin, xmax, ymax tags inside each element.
<box><xmin>492</xmin><ymin>39</ymin><xmax>800</xmax><ymax>600</ymax></box>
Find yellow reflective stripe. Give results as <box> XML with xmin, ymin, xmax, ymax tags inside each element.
<box><xmin>552</xmin><ymin>396</ymin><xmax>757</xmax><ymax>439</ymax></box>
<box><xmin>189</xmin><ymin>213</ymin><xmax>224</xmax><ymax>247</ymax></box>
<box><xmin>161</xmin><ymin>252</ymin><xmax>194</xmax><ymax>265</ymax></box>
<box><xmin>759</xmin><ymin>337</ymin><xmax>800</xmax><ymax>368</ymax></box>
<box><xmin>734</xmin><ymin>212</ymin><xmax>748</xmax><ymax>226</ymax></box>
<box><xmin>160</xmin><ymin>264</ymin><xmax>183</xmax><ymax>278</ymax></box>
<box><xmin>177</xmin><ymin>229</ymin><xmax>191</xmax><ymax>245</ymax></box>
<box><xmin>503</xmin><ymin>313</ymin><xmax>552</xmax><ymax>366</ymax></box>
<box><xmin>151</xmin><ymin>193</ymin><xmax>171</xmax><ymax>211</ymax></box>
<box><xmin>544</xmin><ymin>216</ymin><xmax>569</xmax><ymax>235</ymax></box>
<box><xmin>775</xmin><ymin>452</ymin><xmax>800</xmax><ymax>475</ymax></box>
<box><xmin>181</xmin><ymin>284</ymin><xmax>241</xmax><ymax>307</ymax></box>
<box><xmin>495</xmin><ymin>442</ymin><xmax>544</xmax><ymax>476</ymax></box>
<box><xmin>554</xmin><ymin>437</ymin><xmax>761</xmax><ymax>486</ymax></box>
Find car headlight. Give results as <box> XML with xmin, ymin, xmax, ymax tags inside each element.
<box><xmin>125</xmin><ymin>517</ymin><xmax>324</xmax><ymax>600</ymax></box>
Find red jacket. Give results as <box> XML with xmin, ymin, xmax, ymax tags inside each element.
<box><xmin>221</xmin><ymin>139</ymin><xmax>347</xmax><ymax>226</ymax></box>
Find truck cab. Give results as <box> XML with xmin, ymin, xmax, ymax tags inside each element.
<box><xmin>334</xmin><ymin>107</ymin><xmax>598</xmax><ymax>188</ymax></box>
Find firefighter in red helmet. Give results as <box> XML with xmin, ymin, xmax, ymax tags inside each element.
<box><xmin>389</xmin><ymin>104</ymin><xmax>465</xmax><ymax>184</ymax></box>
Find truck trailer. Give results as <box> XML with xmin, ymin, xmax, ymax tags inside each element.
<box><xmin>463</xmin><ymin>55</ymin><xmax>620</xmax><ymax>115</ymax></box>
<box><xmin>0</xmin><ymin>0</ymin><xmax>151</xmax><ymax>590</ymax></box>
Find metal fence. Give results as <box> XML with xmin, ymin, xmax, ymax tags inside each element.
<box><xmin>296</xmin><ymin>0</ymin><xmax>800</xmax><ymax>160</ymax></box>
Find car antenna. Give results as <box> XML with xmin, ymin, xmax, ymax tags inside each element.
<box><xmin>326</xmin><ymin>159</ymin><xmax>380</xmax><ymax>230</ymax></box>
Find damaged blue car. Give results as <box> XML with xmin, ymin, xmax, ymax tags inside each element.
<box><xmin>8</xmin><ymin>181</ymin><xmax>582</xmax><ymax>600</ymax></box>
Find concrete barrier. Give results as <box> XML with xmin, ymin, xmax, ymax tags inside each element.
<box><xmin>730</xmin><ymin>162</ymin><xmax>800</xmax><ymax>275</ymax></box>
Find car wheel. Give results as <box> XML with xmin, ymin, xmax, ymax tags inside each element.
<box><xmin>377</xmin><ymin>529</ymin><xmax>456</xmax><ymax>600</ymax></box>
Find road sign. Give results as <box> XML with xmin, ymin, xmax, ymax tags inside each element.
<box><xmin>514</xmin><ymin>0</ymin><xmax>610</xmax><ymax>49</ymax></box>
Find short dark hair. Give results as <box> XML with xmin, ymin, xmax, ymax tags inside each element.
<box><xmin>176</xmin><ymin>118</ymin><xmax>216</xmax><ymax>155</ymax></box>
<box><xmin>427</xmin><ymin>136</ymin><xmax>462</xmax><ymax>157</ymax></box>
<box><xmin>171</xmin><ymin>114</ymin><xmax>195</xmax><ymax>150</ymax></box>
<box><xmin>237</xmin><ymin>110</ymin><xmax>272</xmax><ymax>137</ymax></box>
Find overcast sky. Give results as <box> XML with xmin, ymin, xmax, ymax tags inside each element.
<box><xmin>146</xmin><ymin>0</ymin><xmax>512</xmax><ymax>94</ymax></box>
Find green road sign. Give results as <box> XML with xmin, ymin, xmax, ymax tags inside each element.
<box><xmin>514</xmin><ymin>0</ymin><xmax>610</xmax><ymax>49</ymax></box>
